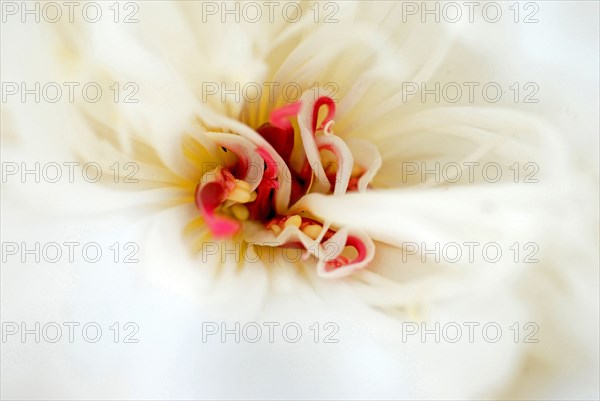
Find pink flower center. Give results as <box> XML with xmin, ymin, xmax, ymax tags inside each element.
<box><xmin>194</xmin><ymin>94</ymin><xmax>379</xmax><ymax>277</ymax></box>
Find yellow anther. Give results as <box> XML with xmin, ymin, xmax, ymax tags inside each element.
<box><xmin>284</xmin><ymin>215</ymin><xmax>302</xmax><ymax>229</ymax></box>
<box><xmin>325</xmin><ymin>163</ymin><xmax>338</xmax><ymax>175</ymax></box>
<box><xmin>227</xmin><ymin>180</ymin><xmax>255</xmax><ymax>203</ymax></box>
<box><xmin>302</xmin><ymin>224</ymin><xmax>322</xmax><ymax>240</ymax></box>
<box><xmin>231</xmin><ymin>204</ymin><xmax>249</xmax><ymax>221</ymax></box>
<box><xmin>271</xmin><ymin>225</ymin><xmax>282</xmax><ymax>235</ymax></box>
<box><xmin>227</xmin><ymin>187</ymin><xmax>252</xmax><ymax>203</ymax></box>
<box><xmin>235</xmin><ymin>179</ymin><xmax>251</xmax><ymax>192</ymax></box>
<box><xmin>319</xmin><ymin>149</ymin><xmax>337</xmax><ymax>165</ymax></box>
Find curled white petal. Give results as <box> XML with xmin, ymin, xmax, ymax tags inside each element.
<box><xmin>204</xmin><ymin>132</ymin><xmax>264</xmax><ymax>192</ymax></box>
<box><xmin>242</xmin><ymin>221</ymin><xmax>320</xmax><ymax>255</ymax></box>
<box><xmin>297</xmin><ymin>91</ymin><xmax>330</xmax><ymax>192</ymax></box>
<box><xmin>316</xmin><ymin>227</ymin><xmax>376</xmax><ymax>279</ymax></box>
<box><xmin>346</xmin><ymin>138</ymin><xmax>382</xmax><ymax>192</ymax></box>
<box><xmin>316</xmin><ymin>134</ymin><xmax>354</xmax><ymax>196</ymax></box>
<box><xmin>197</xmin><ymin>105</ymin><xmax>292</xmax><ymax>214</ymax></box>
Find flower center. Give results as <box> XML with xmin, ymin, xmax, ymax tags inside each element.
<box><xmin>194</xmin><ymin>92</ymin><xmax>381</xmax><ymax>277</ymax></box>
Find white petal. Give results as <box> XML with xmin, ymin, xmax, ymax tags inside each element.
<box><xmin>316</xmin><ymin>227</ymin><xmax>376</xmax><ymax>279</ymax></box>
<box><xmin>345</xmin><ymin>137</ymin><xmax>382</xmax><ymax>192</ymax></box>
<box><xmin>204</xmin><ymin>132</ymin><xmax>265</xmax><ymax>192</ymax></box>
<box><xmin>296</xmin><ymin>91</ymin><xmax>330</xmax><ymax>190</ymax></box>
<box><xmin>298</xmin><ymin>184</ymin><xmax>561</xmax><ymax>247</ymax></box>
<box><xmin>315</xmin><ymin>133</ymin><xmax>354</xmax><ymax>195</ymax></box>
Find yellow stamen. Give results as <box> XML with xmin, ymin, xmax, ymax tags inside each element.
<box><xmin>284</xmin><ymin>215</ymin><xmax>302</xmax><ymax>228</ymax></box>
<box><xmin>227</xmin><ymin>179</ymin><xmax>255</xmax><ymax>203</ymax></box>
<box><xmin>231</xmin><ymin>204</ymin><xmax>249</xmax><ymax>221</ymax></box>
<box><xmin>235</xmin><ymin>179</ymin><xmax>251</xmax><ymax>191</ymax></box>
<box><xmin>227</xmin><ymin>187</ymin><xmax>252</xmax><ymax>203</ymax></box>
<box><xmin>302</xmin><ymin>224</ymin><xmax>322</xmax><ymax>240</ymax></box>
<box><xmin>325</xmin><ymin>164</ymin><xmax>338</xmax><ymax>175</ymax></box>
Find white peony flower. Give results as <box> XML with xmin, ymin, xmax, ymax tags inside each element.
<box><xmin>1</xmin><ymin>1</ymin><xmax>598</xmax><ymax>399</ymax></box>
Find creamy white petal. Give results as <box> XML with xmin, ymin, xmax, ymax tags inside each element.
<box><xmin>204</xmin><ymin>132</ymin><xmax>265</xmax><ymax>192</ymax></box>
<box><xmin>345</xmin><ymin>137</ymin><xmax>383</xmax><ymax>192</ymax></box>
